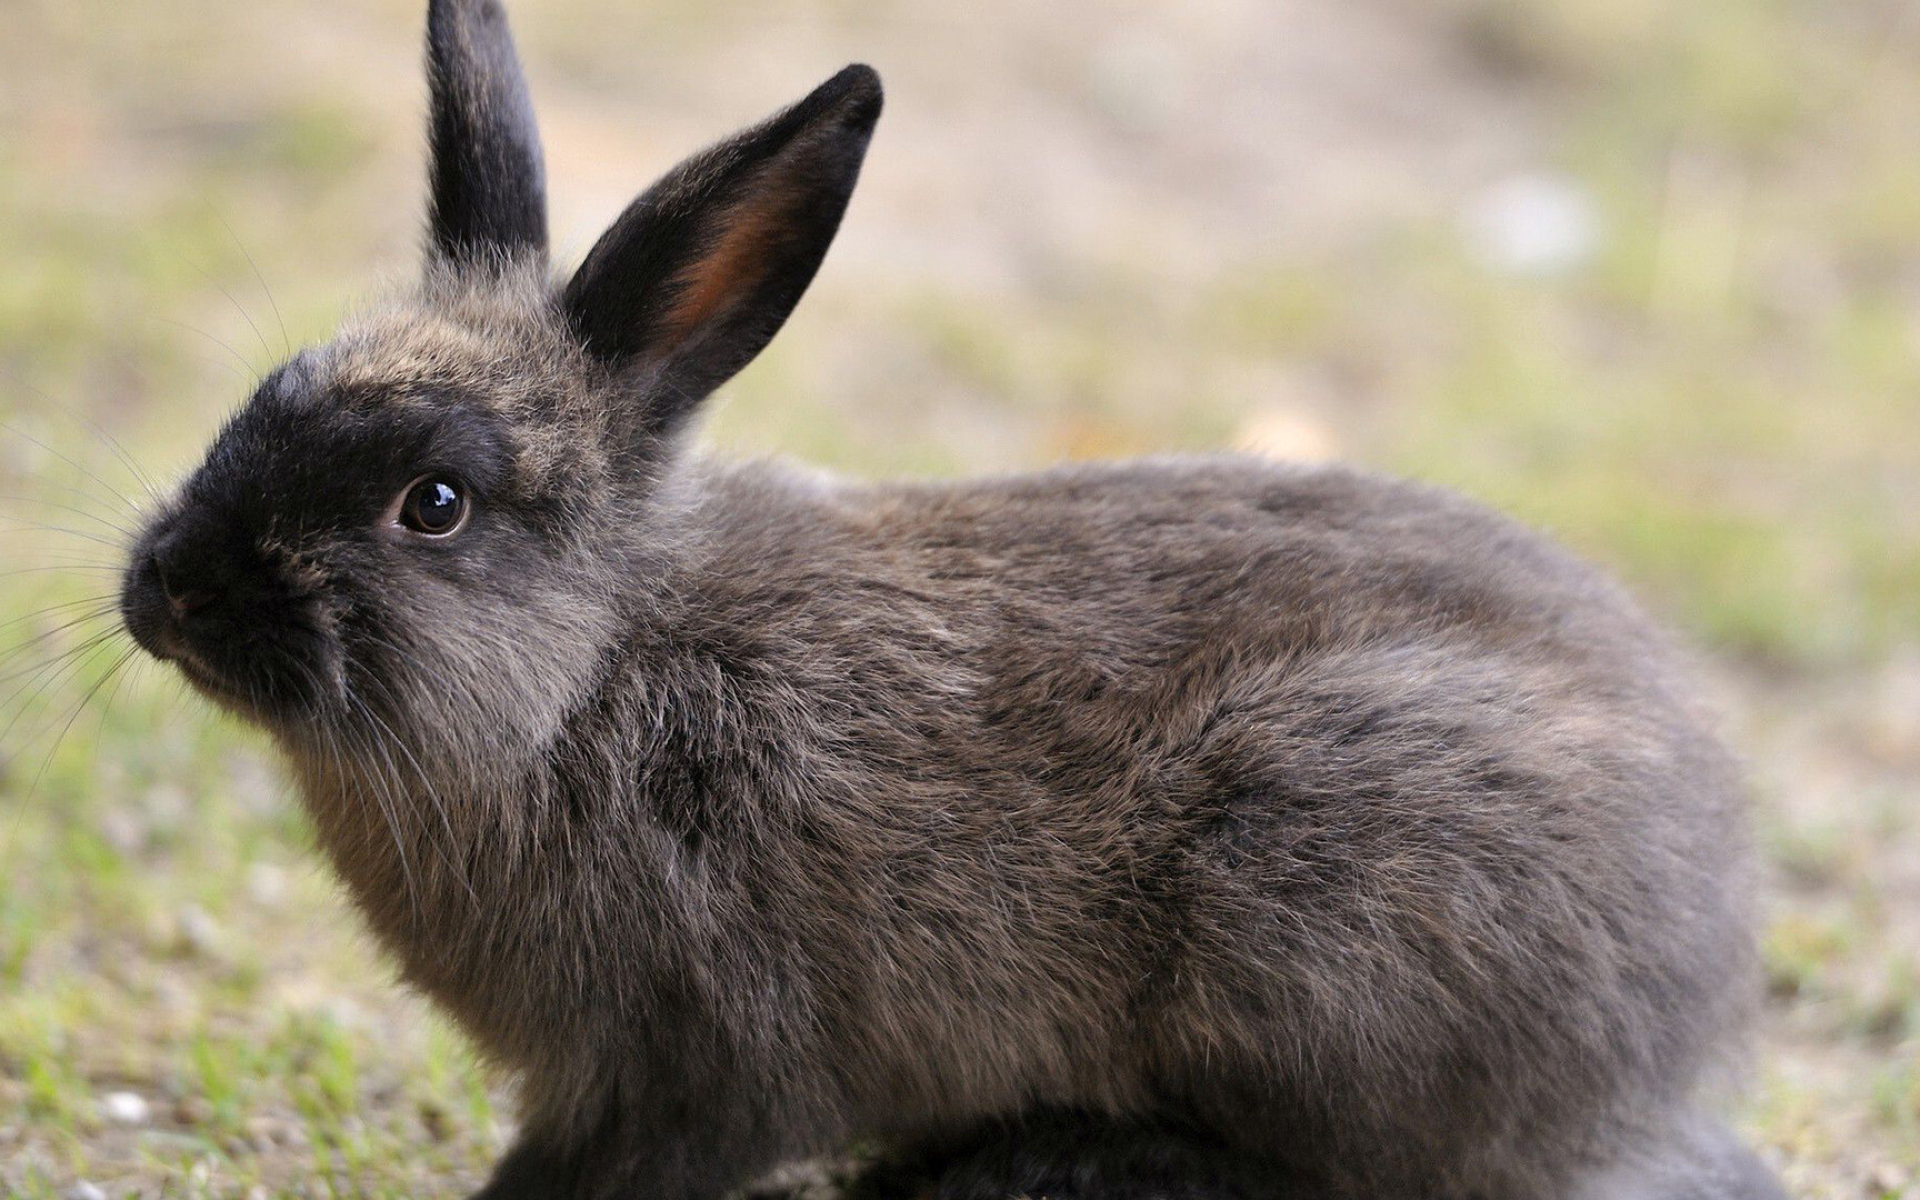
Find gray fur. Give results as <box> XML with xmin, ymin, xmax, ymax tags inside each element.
<box><xmin>118</xmin><ymin>5</ymin><xmax>1782</xmax><ymax>1199</ymax></box>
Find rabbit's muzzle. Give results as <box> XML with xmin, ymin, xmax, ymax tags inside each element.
<box><xmin>121</xmin><ymin>509</ymin><xmax>334</xmax><ymax>722</ymax></box>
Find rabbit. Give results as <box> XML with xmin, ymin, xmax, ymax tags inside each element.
<box><xmin>116</xmin><ymin>1</ymin><xmax>1787</xmax><ymax>1197</ymax></box>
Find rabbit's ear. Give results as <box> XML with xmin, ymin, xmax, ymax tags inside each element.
<box><xmin>425</xmin><ymin>0</ymin><xmax>548</xmax><ymax>266</ymax></box>
<box><xmin>563</xmin><ymin>65</ymin><xmax>882</xmax><ymax>436</ymax></box>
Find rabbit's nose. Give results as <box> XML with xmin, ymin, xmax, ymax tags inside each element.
<box><xmin>152</xmin><ymin>550</ymin><xmax>219</xmax><ymax>620</ymax></box>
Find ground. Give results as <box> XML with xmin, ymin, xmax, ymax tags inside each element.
<box><xmin>1</xmin><ymin>0</ymin><xmax>1917</xmax><ymax>1196</ymax></box>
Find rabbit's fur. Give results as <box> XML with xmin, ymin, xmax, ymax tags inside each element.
<box><xmin>118</xmin><ymin>2</ymin><xmax>1783</xmax><ymax>1197</ymax></box>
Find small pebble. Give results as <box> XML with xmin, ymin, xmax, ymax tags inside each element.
<box><xmin>1864</xmin><ymin>651</ymin><xmax>1920</xmax><ymax>767</ymax></box>
<box><xmin>1234</xmin><ymin>404</ymin><xmax>1340</xmax><ymax>464</ymax></box>
<box><xmin>175</xmin><ymin>904</ymin><xmax>220</xmax><ymax>958</ymax></box>
<box><xmin>1869</xmin><ymin>1161</ymin><xmax>1911</xmax><ymax>1191</ymax></box>
<box><xmin>65</xmin><ymin>1183</ymin><xmax>107</xmax><ymax>1200</ymax></box>
<box><xmin>100</xmin><ymin>1089</ymin><xmax>151</xmax><ymax>1125</ymax></box>
<box><xmin>246</xmin><ymin>862</ymin><xmax>288</xmax><ymax>907</ymax></box>
<box><xmin>228</xmin><ymin>752</ymin><xmax>284</xmax><ymax>819</ymax></box>
<box><xmin>419</xmin><ymin>1097</ymin><xmax>452</xmax><ymax>1143</ymax></box>
<box><xmin>173</xmin><ymin>1094</ymin><xmax>214</xmax><ymax>1126</ymax></box>
<box><xmin>97</xmin><ymin>807</ymin><xmax>146</xmax><ymax>857</ymax></box>
<box><xmin>243</xmin><ymin>1113</ymin><xmax>286</xmax><ymax>1147</ymax></box>
<box><xmin>142</xmin><ymin>783</ymin><xmax>188</xmax><ymax>833</ymax></box>
<box><xmin>1463</xmin><ymin>172</ymin><xmax>1599</xmax><ymax>277</ymax></box>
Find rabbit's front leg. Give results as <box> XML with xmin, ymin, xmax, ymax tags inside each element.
<box><xmin>467</xmin><ymin>1094</ymin><xmax>778</xmax><ymax>1200</ymax></box>
<box><xmin>467</xmin><ymin>1135</ymin><xmax>583</xmax><ymax>1200</ymax></box>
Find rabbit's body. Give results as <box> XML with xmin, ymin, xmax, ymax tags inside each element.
<box><xmin>119</xmin><ymin>3</ymin><xmax>1782</xmax><ymax>1196</ymax></box>
<box><xmin>297</xmin><ymin>438</ymin><xmax>1750</xmax><ymax>1198</ymax></box>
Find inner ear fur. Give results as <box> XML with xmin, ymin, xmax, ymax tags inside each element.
<box><xmin>562</xmin><ymin>64</ymin><xmax>883</xmax><ymax>437</ymax></box>
<box><xmin>655</xmin><ymin>189</ymin><xmax>795</xmax><ymax>345</ymax></box>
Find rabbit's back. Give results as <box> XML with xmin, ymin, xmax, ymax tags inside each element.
<box><xmin>635</xmin><ymin>456</ymin><xmax>1754</xmax><ymax>1196</ymax></box>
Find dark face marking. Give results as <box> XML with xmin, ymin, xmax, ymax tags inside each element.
<box><xmin>119</xmin><ymin>366</ymin><xmax>521</xmax><ymax>728</ymax></box>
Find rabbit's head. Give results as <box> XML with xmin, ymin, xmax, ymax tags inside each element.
<box><xmin>119</xmin><ymin>0</ymin><xmax>881</xmax><ymax>783</ymax></box>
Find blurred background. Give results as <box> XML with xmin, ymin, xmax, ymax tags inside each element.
<box><xmin>1</xmin><ymin>0</ymin><xmax>1917</xmax><ymax>1195</ymax></box>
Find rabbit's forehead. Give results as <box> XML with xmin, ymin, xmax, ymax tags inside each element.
<box><xmin>314</xmin><ymin>274</ymin><xmax>585</xmax><ymax>412</ymax></box>
<box><xmin>180</xmin><ymin>360</ymin><xmax>516</xmax><ymax>537</ymax></box>
<box><xmin>306</xmin><ymin>313</ymin><xmax>599</xmax><ymax>469</ymax></box>
<box><xmin>317</xmin><ymin>325</ymin><xmax>533</xmax><ymax>414</ymax></box>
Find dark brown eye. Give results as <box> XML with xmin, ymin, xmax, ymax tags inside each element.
<box><xmin>398</xmin><ymin>475</ymin><xmax>467</xmax><ymax>537</ymax></box>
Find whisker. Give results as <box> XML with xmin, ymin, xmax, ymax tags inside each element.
<box><xmin>4</xmin><ymin>478</ymin><xmax>146</xmax><ymax>529</ymax></box>
<box><xmin>312</xmin><ymin>697</ymin><xmax>377</xmax><ymax>898</ymax></box>
<box><xmin>342</xmin><ymin>692</ymin><xmax>424</xmax><ymax>929</ymax></box>
<box><xmin>219</xmin><ymin>214</ymin><xmax>292</xmax><ymax>359</ymax></box>
<box><xmin>18</xmin><ymin>644</ymin><xmax>139</xmax><ymax>810</ymax></box>
<box><xmin>0</xmin><ymin>619</ymin><xmax>123</xmax><ymax>694</ymax></box>
<box><xmin>0</xmin><ymin>565</ymin><xmax>122</xmax><ymax>580</ymax></box>
<box><xmin>156</xmin><ymin>672</ymin><xmax>192</xmax><ymax>739</ymax></box>
<box><xmin>179</xmin><ymin>246</ymin><xmax>276</xmax><ymax>363</ymax></box>
<box><xmin>0</xmin><ymin>565</ymin><xmax>120</xmax><ymax>587</ymax></box>
<box><xmin>0</xmin><ymin>606</ymin><xmax>115</xmax><ymax>675</ymax></box>
<box><xmin>154</xmin><ymin>318</ymin><xmax>260</xmax><ymax>384</ymax></box>
<box><xmin>0</xmin><ymin>522</ymin><xmax>129</xmax><ymax>553</ymax></box>
<box><xmin>0</xmin><ymin>367</ymin><xmax>165</xmax><ymax>505</ymax></box>
<box><xmin>356</xmin><ymin>670</ymin><xmax>477</xmax><ymax>907</ymax></box>
<box><xmin>0</xmin><ymin>602</ymin><xmax>121</xmax><ymax>660</ymax></box>
<box><xmin>0</xmin><ymin>629</ymin><xmax>124</xmax><ymax>757</ymax></box>
<box><xmin>0</xmin><ymin>594</ymin><xmax>119</xmax><ymax>639</ymax></box>
<box><xmin>0</xmin><ymin>419</ymin><xmax>142</xmax><ymax>520</ymax></box>
<box><xmin>0</xmin><ymin>495</ymin><xmax>138</xmax><ymax>539</ymax></box>
<box><xmin>64</xmin><ymin>409</ymin><xmax>164</xmax><ymax>505</ymax></box>
<box><xmin>0</xmin><ymin>598</ymin><xmax>119</xmax><ymax>648</ymax></box>
<box><xmin>90</xmin><ymin>646</ymin><xmax>144</xmax><ymax>778</ymax></box>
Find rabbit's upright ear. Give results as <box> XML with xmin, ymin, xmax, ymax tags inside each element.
<box><xmin>563</xmin><ymin>65</ymin><xmax>882</xmax><ymax>437</ymax></box>
<box><xmin>425</xmin><ymin>0</ymin><xmax>548</xmax><ymax>266</ymax></box>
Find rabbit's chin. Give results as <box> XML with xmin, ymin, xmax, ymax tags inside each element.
<box><xmin>140</xmin><ymin>625</ymin><xmax>342</xmax><ymax>733</ymax></box>
<box><xmin>177</xmin><ymin>658</ymin><xmax>332</xmax><ymax>731</ymax></box>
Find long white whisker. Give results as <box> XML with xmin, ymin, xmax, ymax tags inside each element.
<box><xmin>0</xmin><ymin>595</ymin><xmax>119</xmax><ymax>638</ymax></box>
<box><xmin>0</xmin><ymin>628</ymin><xmax>123</xmax><ymax>733</ymax></box>
<box><xmin>19</xmin><ymin>644</ymin><xmax>138</xmax><ymax>810</ymax></box>
<box><xmin>0</xmin><ymin>495</ymin><xmax>138</xmax><ymax>539</ymax></box>
<box><xmin>0</xmin><ymin>615</ymin><xmax>123</xmax><ymax>691</ymax></box>
<box><xmin>178</xmin><ymin>246</ymin><xmax>275</xmax><ymax>362</ymax></box>
<box><xmin>343</xmin><ymin>687</ymin><xmax>423</xmax><ymax>930</ymax></box>
<box><xmin>89</xmin><ymin>644</ymin><xmax>144</xmax><ymax>777</ymax></box>
<box><xmin>0</xmin><ymin>368</ymin><xmax>166</xmax><ymax>505</ymax></box>
<box><xmin>0</xmin><ymin>522</ymin><xmax>129</xmax><ymax>553</ymax></box>
<box><xmin>0</xmin><ymin>418</ymin><xmax>141</xmax><ymax>517</ymax></box>
<box><xmin>218</xmin><ymin>214</ymin><xmax>292</xmax><ymax>359</ymax></box>
<box><xmin>0</xmin><ymin>565</ymin><xmax>121</xmax><ymax>580</ymax></box>
<box><xmin>152</xmin><ymin>318</ymin><xmax>260</xmax><ymax>384</ymax></box>
<box><xmin>356</xmin><ymin>669</ymin><xmax>478</xmax><ymax>908</ymax></box>
<box><xmin>66</xmin><ymin>409</ymin><xmax>164</xmax><ymax>505</ymax></box>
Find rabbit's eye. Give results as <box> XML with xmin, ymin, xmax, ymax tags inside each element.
<box><xmin>397</xmin><ymin>475</ymin><xmax>468</xmax><ymax>537</ymax></box>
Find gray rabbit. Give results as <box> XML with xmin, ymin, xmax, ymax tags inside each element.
<box><xmin>117</xmin><ymin>2</ymin><xmax>1784</xmax><ymax>1197</ymax></box>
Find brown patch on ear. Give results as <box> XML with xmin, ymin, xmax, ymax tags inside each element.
<box><xmin>656</xmin><ymin>187</ymin><xmax>795</xmax><ymax>348</ymax></box>
<box><xmin>560</xmin><ymin>64</ymin><xmax>880</xmax><ymax>422</ymax></box>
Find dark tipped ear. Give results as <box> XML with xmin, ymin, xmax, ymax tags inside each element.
<box><xmin>426</xmin><ymin>0</ymin><xmax>548</xmax><ymax>266</ymax></box>
<box><xmin>562</xmin><ymin>64</ymin><xmax>882</xmax><ymax>436</ymax></box>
